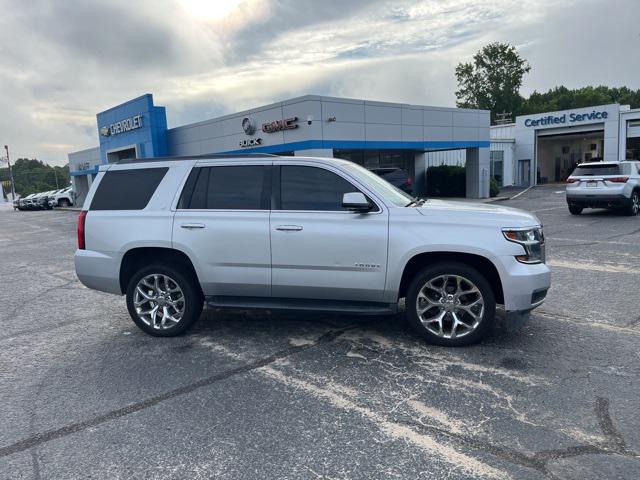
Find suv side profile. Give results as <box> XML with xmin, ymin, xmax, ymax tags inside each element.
<box><xmin>75</xmin><ymin>155</ymin><xmax>550</xmax><ymax>346</ymax></box>
<box><xmin>566</xmin><ymin>161</ymin><xmax>640</xmax><ymax>215</ymax></box>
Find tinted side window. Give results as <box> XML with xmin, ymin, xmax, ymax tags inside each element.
<box><xmin>280</xmin><ymin>166</ymin><xmax>359</xmax><ymax>211</ymax></box>
<box><xmin>90</xmin><ymin>168</ymin><xmax>168</xmax><ymax>210</ymax></box>
<box><xmin>180</xmin><ymin>166</ymin><xmax>269</xmax><ymax>210</ymax></box>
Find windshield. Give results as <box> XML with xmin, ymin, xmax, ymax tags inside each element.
<box><xmin>342</xmin><ymin>163</ymin><xmax>414</xmax><ymax>207</ymax></box>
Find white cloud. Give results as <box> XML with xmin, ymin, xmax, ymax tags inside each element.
<box><xmin>0</xmin><ymin>0</ymin><xmax>638</xmax><ymax>165</ymax></box>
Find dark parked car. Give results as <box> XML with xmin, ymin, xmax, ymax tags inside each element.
<box><xmin>370</xmin><ymin>168</ymin><xmax>413</xmax><ymax>193</ymax></box>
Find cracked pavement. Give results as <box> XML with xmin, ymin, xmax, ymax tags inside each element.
<box><xmin>1</xmin><ymin>185</ymin><xmax>640</xmax><ymax>479</ymax></box>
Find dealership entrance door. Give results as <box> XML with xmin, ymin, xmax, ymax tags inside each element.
<box><xmin>106</xmin><ymin>145</ymin><xmax>138</xmax><ymax>163</ymax></box>
<box><xmin>536</xmin><ymin>130</ymin><xmax>604</xmax><ymax>183</ymax></box>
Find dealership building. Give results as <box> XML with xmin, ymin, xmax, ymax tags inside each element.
<box><xmin>68</xmin><ymin>94</ymin><xmax>492</xmax><ymax>205</ymax></box>
<box><xmin>488</xmin><ymin>103</ymin><xmax>640</xmax><ymax>187</ymax></box>
<box><xmin>70</xmin><ymin>95</ymin><xmax>640</xmax><ymax>204</ymax></box>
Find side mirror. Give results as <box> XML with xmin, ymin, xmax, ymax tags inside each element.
<box><xmin>342</xmin><ymin>192</ymin><xmax>371</xmax><ymax>211</ymax></box>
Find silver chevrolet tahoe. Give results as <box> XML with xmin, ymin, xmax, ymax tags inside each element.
<box><xmin>75</xmin><ymin>155</ymin><xmax>550</xmax><ymax>346</ymax></box>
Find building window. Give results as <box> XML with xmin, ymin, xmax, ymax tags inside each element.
<box><xmin>627</xmin><ymin>137</ymin><xmax>640</xmax><ymax>161</ymax></box>
<box><xmin>333</xmin><ymin>149</ymin><xmax>413</xmax><ymax>172</ymax></box>
<box><xmin>489</xmin><ymin>150</ymin><xmax>504</xmax><ymax>186</ymax></box>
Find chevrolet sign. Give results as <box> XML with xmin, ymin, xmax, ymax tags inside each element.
<box><xmin>100</xmin><ymin>114</ymin><xmax>143</xmax><ymax>137</ymax></box>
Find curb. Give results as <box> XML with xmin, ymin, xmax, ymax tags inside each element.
<box><xmin>485</xmin><ymin>186</ymin><xmax>535</xmax><ymax>203</ymax></box>
<box><xmin>508</xmin><ymin>185</ymin><xmax>535</xmax><ymax>200</ymax></box>
<box><xmin>484</xmin><ymin>196</ymin><xmax>510</xmax><ymax>203</ymax></box>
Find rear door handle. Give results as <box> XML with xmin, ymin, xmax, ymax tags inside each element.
<box><xmin>180</xmin><ymin>223</ymin><xmax>205</xmax><ymax>229</ymax></box>
<box><xmin>275</xmin><ymin>225</ymin><xmax>303</xmax><ymax>232</ymax></box>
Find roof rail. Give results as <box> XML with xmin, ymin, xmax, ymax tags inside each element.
<box><xmin>116</xmin><ymin>153</ymin><xmax>279</xmax><ymax>165</ymax></box>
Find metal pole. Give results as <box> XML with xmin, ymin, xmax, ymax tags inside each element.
<box><xmin>4</xmin><ymin>145</ymin><xmax>16</xmax><ymax>201</ymax></box>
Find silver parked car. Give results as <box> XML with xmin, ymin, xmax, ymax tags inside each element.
<box><xmin>75</xmin><ymin>155</ymin><xmax>550</xmax><ymax>346</ymax></box>
<box><xmin>566</xmin><ymin>161</ymin><xmax>640</xmax><ymax>215</ymax></box>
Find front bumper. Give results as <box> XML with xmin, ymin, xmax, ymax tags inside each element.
<box><xmin>499</xmin><ymin>255</ymin><xmax>550</xmax><ymax>311</ymax></box>
<box><xmin>567</xmin><ymin>193</ymin><xmax>631</xmax><ymax>209</ymax></box>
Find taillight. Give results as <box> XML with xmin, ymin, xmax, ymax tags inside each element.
<box><xmin>407</xmin><ymin>177</ymin><xmax>413</xmax><ymax>186</ymax></box>
<box><xmin>565</xmin><ymin>177</ymin><xmax>578</xmax><ymax>184</ymax></box>
<box><xmin>606</xmin><ymin>177</ymin><xmax>629</xmax><ymax>183</ymax></box>
<box><xmin>77</xmin><ymin>210</ymin><xmax>87</xmax><ymax>250</ymax></box>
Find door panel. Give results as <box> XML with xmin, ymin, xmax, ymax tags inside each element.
<box><xmin>172</xmin><ymin>164</ymin><xmax>272</xmax><ymax>297</ymax></box>
<box><xmin>270</xmin><ymin>211</ymin><xmax>388</xmax><ymax>301</ymax></box>
<box><xmin>173</xmin><ymin>211</ymin><xmax>271</xmax><ymax>296</ymax></box>
<box><xmin>270</xmin><ymin>164</ymin><xmax>389</xmax><ymax>302</ymax></box>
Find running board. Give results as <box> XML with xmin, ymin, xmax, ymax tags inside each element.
<box><xmin>205</xmin><ymin>296</ymin><xmax>398</xmax><ymax>315</ymax></box>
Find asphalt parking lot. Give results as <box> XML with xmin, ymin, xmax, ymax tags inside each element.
<box><xmin>1</xmin><ymin>184</ymin><xmax>640</xmax><ymax>480</ymax></box>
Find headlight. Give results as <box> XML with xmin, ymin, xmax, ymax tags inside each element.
<box><xmin>502</xmin><ymin>227</ymin><xmax>545</xmax><ymax>264</ymax></box>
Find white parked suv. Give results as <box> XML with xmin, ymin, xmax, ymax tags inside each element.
<box><xmin>566</xmin><ymin>161</ymin><xmax>640</xmax><ymax>215</ymax></box>
<box><xmin>75</xmin><ymin>155</ymin><xmax>550</xmax><ymax>346</ymax></box>
<box><xmin>49</xmin><ymin>187</ymin><xmax>74</xmax><ymax>208</ymax></box>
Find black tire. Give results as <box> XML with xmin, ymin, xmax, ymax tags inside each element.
<box><xmin>568</xmin><ymin>205</ymin><xmax>583</xmax><ymax>215</ymax></box>
<box><xmin>625</xmin><ymin>191</ymin><xmax>640</xmax><ymax>216</ymax></box>
<box><xmin>59</xmin><ymin>199</ymin><xmax>71</xmax><ymax>207</ymax></box>
<box><xmin>406</xmin><ymin>262</ymin><xmax>496</xmax><ymax>347</ymax></box>
<box><xmin>126</xmin><ymin>263</ymin><xmax>203</xmax><ymax>337</ymax></box>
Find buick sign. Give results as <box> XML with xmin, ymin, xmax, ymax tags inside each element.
<box><xmin>239</xmin><ymin>138</ymin><xmax>262</xmax><ymax>147</ymax></box>
<box><xmin>242</xmin><ymin>117</ymin><xmax>257</xmax><ymax>135</ymax></box>
<box><xmin>100</xmin><ymin>114</ymin><xmax>143</xmax><ymax>137</ymax></box>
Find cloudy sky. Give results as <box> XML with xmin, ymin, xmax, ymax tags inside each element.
<box><xmin>0</xmin><ymin>0</ymin><xmax>639</xmax><ymax>166</ymax></box>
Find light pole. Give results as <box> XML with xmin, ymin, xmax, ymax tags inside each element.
<box><xmin>4</xmin><ymin>145</ymin><xmax>16</xmax><ymax>201</ymax></box>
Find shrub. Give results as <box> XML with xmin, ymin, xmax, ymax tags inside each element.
<box><xmin>490</xmin><ymin>177</ymin><xmax>500</xmax><ymax>197</ymax></box>
<box><xmin>426</xmin><ymin>165</ymin><xmax>466</xmax><ymax>197</ymax></box>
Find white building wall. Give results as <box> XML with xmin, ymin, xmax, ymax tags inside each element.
<box><xmin>69</xmin><ymin>147</ymin><xmax>101</xmax><ymax>206</ymax></box>
<box><xmin>491</xmin><ymin>124</ymin><xmax>516</xmax><ymax>186</ymax></box>
<box><xmin>491</xmin><ymin>141</ymin><xmax>515</xmax><ymax>186</ymax></box>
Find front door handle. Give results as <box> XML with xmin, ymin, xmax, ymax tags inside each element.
<box><xmin>275</xmin><ymin>225</ymin><xmax>303</xmax><ymax>232</ymax></box>
<box><xmin>181</xmin><ymin>223</ymin><xmax>206</xmax><ymax>229</ymax></box>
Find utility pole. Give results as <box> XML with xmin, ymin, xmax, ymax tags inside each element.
<box><xmin>4</xmin><ymin>145</ymin><xmax>16</xmax><ymax>201</ymax></box>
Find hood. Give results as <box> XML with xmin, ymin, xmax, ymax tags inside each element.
<box><xmin>415</xmin><ymin>199</ymin><xmax>541</xmax><ymax>228</ymax></box>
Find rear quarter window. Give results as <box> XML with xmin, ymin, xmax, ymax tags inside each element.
<box><xmin>90</xmin><ymin>167</ymin><xmax>168</xmax><ymax>210</ymax></box>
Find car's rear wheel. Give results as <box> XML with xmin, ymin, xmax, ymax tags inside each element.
<box><xmin>625</xmin><ymin>191</ymin><xmax>640</xmax><ymax>216</ymax></box>
<box><xmin>59</xmin><ymin>199</ymin><xmax>71</xmax><ymax>207</ymax></box>
<box><xmin>406</xmin><ymin>263</ymin><xmax>496</xmax><ymax>346</ymax></box>
<box><xmin>568</xmin><ymin>205</ymin><xmax>583</xmax><ymax>215</ymax></box>
<box><xmin>126</xmin><ymin>264</ymin><xmax>203</xmax><ymax>336</ymax></box>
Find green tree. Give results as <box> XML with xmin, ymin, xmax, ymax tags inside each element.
<box><xmin>520</xmin><ymin>86</ymin><xmax>640</xmax><ymax>115</ymax></box>
<box><xmin>0</xmin><ymin>158</ymin><xmax>70</xmax><ymax>197</ymax></box>
<box><xmin>455</xmin><ymin>42</ymin><xmax>531</xmax><ymax>123</ymax></box>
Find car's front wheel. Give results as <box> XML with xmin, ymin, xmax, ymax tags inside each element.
<box><xmin>126</xmin><ymin>264</ymin><xmax>203</xmax><ymax>336</ymax></box>
<box><xmin>406</xmin><ymin>263</ymin><xmax>496</xmax><ymax>346</ymax></box>
<box><xmin>625</xmin><ymin>191</ymin><xmax>640</xmax><ymax>216</ymax></box>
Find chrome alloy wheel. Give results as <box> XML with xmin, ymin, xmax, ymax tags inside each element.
<box><xmin>416</xmin><ymin>274</ymin><xmax>484</xmax><ymax>339</ymax></box>
<box><xmin>133</xmin><ymin>274</ymin><xmax>185</xmax><ymax>330</ymax></box>
<box><xmin>632</xmin><ymin>193</ymin><xmax>640</xmax><ymax>215</ymax></box>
